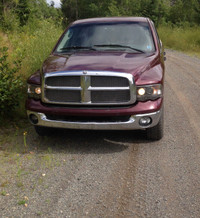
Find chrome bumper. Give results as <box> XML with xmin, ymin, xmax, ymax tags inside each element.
<box><xmin>27</xmin><ymin>109</ymin><xmax>162</xmax><ymax>130</ymax></box>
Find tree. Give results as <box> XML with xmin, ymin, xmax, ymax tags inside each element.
<box><xmin>17</xmin><ymin>0</ymin><xmax>30</xmax><ymax>26</ymax></box>
<box><xmin>194</xmin><ymin>0</ymin><xmax>200</xmax><ymax>23</ymax></box>
<box><xmin>28</xmin><ymin>0</ymin><xmax>61</xmax><ymax>21</ymax></box>
<box><xmin>61</xmin><ymin>0</ymin><xmax>78</xmax><ymax>24</ymax></box>
<box><xmin>168</xmin><ymin>0</ymin><xmax>184</xmax><ymax>24</ymax></box>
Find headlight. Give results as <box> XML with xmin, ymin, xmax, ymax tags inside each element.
<box><xmin>27</xmin><ymin>84</ymin><xmax>41</xmax><ymax>99</ymax></box>
<box><xmin>137</xmin><ymin>84</ymin><xmax>162</xmax><ymax>101</ymax></box>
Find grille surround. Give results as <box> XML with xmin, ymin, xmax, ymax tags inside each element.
<box><xmin>42</xmin><ymin>71</ymin><xmax>136</xmax><ymax>105</ymax></box>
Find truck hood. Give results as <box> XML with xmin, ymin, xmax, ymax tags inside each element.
<box><xmin>42</xmin><ymin>51</ymin><xmax>161</xmax><ymax>84</ymax></box>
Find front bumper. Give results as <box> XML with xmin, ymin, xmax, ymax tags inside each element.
<box><xmin>27</xmin><ymin>109</ymin><xmax>162</xmax><ymax>130</ymax></box>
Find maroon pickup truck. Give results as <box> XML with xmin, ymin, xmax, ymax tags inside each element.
<box><xmin>26</xmin><ymin>17</ymin><xmax>165</xmax><ymax>140</ymax></box>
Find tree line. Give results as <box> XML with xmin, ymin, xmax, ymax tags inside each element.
<box><xmin>0</xmin><ymin>0</ymin><xmax>200</xmax><ymax>30</ymax></box>
<box><xmin>61</xmin><ymin>0</ymin><xmax>200</xmax><ymax>26</ymax></box>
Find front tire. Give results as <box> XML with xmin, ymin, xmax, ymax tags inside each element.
<box><xmin>146</xmin><ymin>110</ymin><xmax>164</xmax><ymax>141</ymax></box>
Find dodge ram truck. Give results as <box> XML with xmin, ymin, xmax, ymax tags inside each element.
<box><xmin>26</xmin><ymin>17</ymin><xmax>165</xmax><ymax>140</ymax></box>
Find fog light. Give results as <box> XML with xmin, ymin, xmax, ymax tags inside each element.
<box><xmin>139</xmin><ymin>117</ymin><xmax>152</xmax><ymax>126</ymax></box>
<box><xmin>29</xmin><ymin>114</ymin><xmax>38</xmax><ymax>125</ymax></box>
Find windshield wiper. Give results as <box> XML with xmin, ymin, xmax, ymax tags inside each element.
<box><xmin>93</xmin><ymin>44</ymin><xmax>145</xmax><ymax>53</ymax></box>
<box><xmin>60</xmin><ymin>46</ymin><xmax>96</xmax><ymax>51</ymax></box>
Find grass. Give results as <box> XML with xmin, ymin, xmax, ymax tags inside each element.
<box><xmin>1</xmin><ymin>19</ymin><xmax>63</xmax><ymax>79</ymax></box>
<box><xmin>158</xmin><ymin>25</ymin><xmax>200</xmax><ymax>57</ymax></box>
<box><xmin>0</xmin><ymin>19</ymin><xmax>63</xmax><ymax>118</ymax></box>
<box><xmin>9</xmin><ymin>19</ymin><xmax>63</xmax><ymax>79</ymax></box>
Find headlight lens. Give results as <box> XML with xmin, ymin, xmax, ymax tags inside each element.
<box><xmin>137</xmin><ymin>84</ymin><xmax>162</xmax><ymax>101</ymax></box>
<box><xmin>27</xmin><ymin>84</ymin><xmax>41</xmax><ymax>99</ymax></box>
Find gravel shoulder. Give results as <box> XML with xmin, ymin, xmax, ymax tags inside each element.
<box><xmin>0</xmin><ymin>50</ymin><xmax>200</xmax><ymax>217</ymax></box>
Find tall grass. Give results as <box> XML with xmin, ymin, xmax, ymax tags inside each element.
<box><xmin>158</xmin><ymin>25</ymin><xmax>200</xmax><ymax>56</ymax></box>
<box><xmin>0</xmin><ymin>19</ymin><xmax>63</xmax><ymax>118</ymax></box>
<box><xmin>8</xmin><ymin>19</ymin><xmax>63</xmax><ymax>79</ymax></box>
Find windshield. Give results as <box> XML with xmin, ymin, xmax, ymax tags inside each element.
<box><xmin>55</xmin><ymin>22</ymin><xmax>155</xmax><ymax>53</ymax></box>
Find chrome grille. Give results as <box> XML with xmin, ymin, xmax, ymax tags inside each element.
<box><xmin>42</xmin><ymin>71</ymin><xmax>136</xmax><ymax>105</ymax></box>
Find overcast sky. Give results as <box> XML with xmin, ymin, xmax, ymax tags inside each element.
<box><xmin>46</xmin><ymin>0</ymin><xmax>61</xmax><ymax>8</ymax></box>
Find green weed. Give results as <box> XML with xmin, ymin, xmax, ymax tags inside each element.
<box><xmin>23</xmin><ymin>131</ymin><xmax>28</xmax><ymax>153</ymax></box>
<box><xmin>1</xmin><ymin>190</ymin><xmax>7</xmax><ymax>196</ymax></box>
<box><xmin>18</xmin><ymin>200</ymin><xmax>26</xmax><ymax>205</ymax></box>
<box><xmin>41</xmin><ymin>154</ymin><xmax>53</xmax><ymax>168</ymax></box>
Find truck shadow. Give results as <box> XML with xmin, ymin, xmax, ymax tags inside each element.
<box><xmin>29</xmin><ymin>128</ymin><xmax>150</xmax><ymax>154</ymax></box>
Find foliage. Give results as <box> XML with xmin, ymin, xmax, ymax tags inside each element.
<box><xmin>16</xmin><ymin>0</ymin><xmax>30</xmax><ymax>26</ymax></box>
<box><xmin>0</xmin><ymin>47</ymin><xmax>23</xmax><ymax>116</ymax></box>
<box><xmin>158</xmin><ymin>25</ymin><xmax>200</xmax><ymax>55</ymax></box>
<box><xmin>9</xmin><ymin>19</ymin><xmax>63</xmax><ymax>77</ymax></box>
<box><xmin>61</xmin><ymin>0</ymin><xmax>78</xmax><ymax>24</ymax></box>
<box><xmin>0</xmin><ymin>0</ymin><xmax>63</xmax><ymax>118</ymax></box>
<box><xmin>0</xmin><ymin>18</ymin><xmax>62</xmax><ymax>117</ymax></box>
<box><xmin>61</xmin><ymin>0</ymin><xmax>200</xmax><ymax>26</ymax></box>
<box><xmin>28</xmin><ymin>0</ymin><xmax>61</xmax><ymax>21</ymax></box>
<box><xmin>0</xmin><ymin>0</ymin><xmax>61</xmax><ymax>30</ymax></box>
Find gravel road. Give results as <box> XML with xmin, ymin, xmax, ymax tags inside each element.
<box><xmin>0</xmin><ymin>50</ymin><xmax>200</xmax><ymax>217</ymax></box>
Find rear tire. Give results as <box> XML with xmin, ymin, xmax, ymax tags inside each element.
<box><xmin>146</xmin><ymin>110</ymin><xmax>164</xmax><ymax>141</ymax></box>
<box><xmin>34</xmin><ymin>126</ymin><xmax>54</xmax><ymax>136</ymax></box>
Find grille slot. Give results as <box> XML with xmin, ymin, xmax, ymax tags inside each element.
<box><xmin>91</xmin><ymin>91</ymin><xmax>130</xmax><ymax>103</ymax></box>
<box><xmin>46</xmin><ymin>115</ymin><xmax>131</xmax><ymax>122</ymax></box>
<box><xmin>91</xmin><ymin>76</ymin><xmax>128</xmax><ymax>87</ymax></box>
<box><xmin>46</xmin><ymin>76</ymin><xmax>80</xmax><ymax>87</ymax></box>
<box><xmin>45</xmin><ymin>89</ymin><xmax>81</xmax><ymax>102</ymax></box>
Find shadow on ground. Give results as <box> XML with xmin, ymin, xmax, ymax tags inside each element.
<box><xmin>27</xmin><ymin>127</ymin><xmax>150</xmax><ymax>155</ymax></box>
